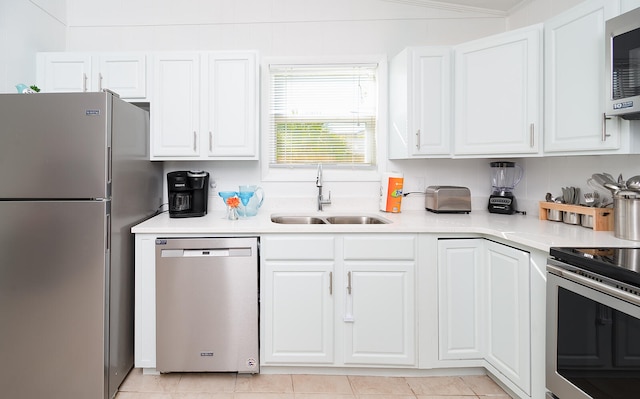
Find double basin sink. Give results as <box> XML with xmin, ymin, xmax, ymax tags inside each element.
<box><xmin>271</xmin><ymin>213</ymin><xmax>391</xmax><ymax>225</ymax></box>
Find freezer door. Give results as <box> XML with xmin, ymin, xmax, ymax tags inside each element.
<box><xmin>0</xmin><ymin>93</ymin><xmax>111</xmax><ymax>199</ymax></box>
<box><xmin>0</xmin><ymin>201</ymin><xmax>110</xmax><ymax>399</ymax></box>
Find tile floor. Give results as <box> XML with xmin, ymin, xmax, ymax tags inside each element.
<box><xmin>116</xmin><ymin>368</ymin><xmax>512</xmax><ymax>398</ymax></box>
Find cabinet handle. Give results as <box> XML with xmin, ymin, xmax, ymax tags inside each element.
<box><xmin>82</xmin><ymin>73</ymin><xmax>87</xmax><ymax>92</ymax></box>
<box><xmin>602</xmin><ymin>113</ymin><xmax>612</xmax><ymax>142</ymax></box>
<box><xmin>347</xmin><ymin>271</ymin><xmax>352</xmax><ymax>295</ymax></box>
<box><xmin>193</xmin><ymin>131</ymin><xmax>197</xmax><ymax>152</ymax></box>
<box><xmin>529</xmin><ymin>123</ymin><xmax>534</xmax><ymax>147</ymax></box>
<box><xmin>209</xmin><ymin>131</ymin><xmax>213</xmax><ymax>152</ymax></box>
<box><xmin>98</xmin><ymin>73</ymin><xmax>103</xmax><ymax>91</ymax></box>
<box><xmin>415</xmin><ymin>129</ymin><xmax>421</xmax><ymax>149</ymax></box>
<box><xmin>329</xmin><ymin>271</ymin><xmax>333</xmax><ymax>295</ymax></box>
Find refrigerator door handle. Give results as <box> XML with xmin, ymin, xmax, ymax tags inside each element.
<box><xmin>107</xmin><ymin>146</ymin><xmax>112</xmax><ymax>197</ymax></box>
<box><xmin>106</xmin><ymin>213</ymin><xmax>111</xmax><ymax>251</ymax></box>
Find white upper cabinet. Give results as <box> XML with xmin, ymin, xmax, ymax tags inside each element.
<box><xmin>389</xmin><ymin>47</ymin><xmax>452</xmax><ymax>158</ymax></box>
<box><xmin>621</xmin><ymin>0</ymin><xmax>640</xmax><ymax>13</ymax></box>
<box><xmin>150</xmin><ymin>51</ymin><xmax>259</xmax><ymax>160</ymax></box>
<box><xmin>202</xmin><ymin>52</ymin><xmax>258</xmax><ymax>158</ymax></box>
<box><xmin>453</xmin><ymin>25</ymin><xmax>543</xmax><ymax>157</ymax></box>
<box><xmin>37</xmin><ymin>53</ymin><xmax>147</xmax><ymax>99</ymax></box>
<box><xmin>150</xmin><ymin>53</ymin><xmax>201</xmax><ymax>158</ymax></box>
<box><xmin>543</xmin><ymin>0</ymin><xmax>633</xmax><ymax>154</ymax></box>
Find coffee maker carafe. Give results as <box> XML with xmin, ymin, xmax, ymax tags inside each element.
<box><xmin>488</xmin><ymin>161</ymin><xmax>522</xmax><ymax>214</ymax></box>
<box><xmin>167</xmin><ymin>171</ymin><xmax>209</xmax><ymax>218</ymax></box>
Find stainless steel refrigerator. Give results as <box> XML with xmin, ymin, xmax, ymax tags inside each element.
<box><xmin>0</xmin><ymin>92</ymin><xmax>163</xmax><ymax>399</ymax></box>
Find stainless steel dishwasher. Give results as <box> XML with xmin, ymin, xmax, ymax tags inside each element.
<box><xmin>155</xmin><ymin>237</ymin><xmax>259</xmax><ymax>373</ymax></box>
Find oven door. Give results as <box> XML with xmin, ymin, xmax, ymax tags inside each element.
<box><xmin>546</xmin><ymin>261</ymin><xmax>640</xmax><ymax>399</ymax></box>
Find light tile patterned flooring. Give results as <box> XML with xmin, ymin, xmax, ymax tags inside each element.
<box><xmin>117</xmin><ymin>368</ymin><xmax>512</xmax><ymax>398</ymax></box>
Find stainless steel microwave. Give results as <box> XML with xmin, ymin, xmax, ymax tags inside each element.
<box><xmin>606</xmin><ymin>7</ymin><xmax>640</xmax><ymax>120</ymax></box>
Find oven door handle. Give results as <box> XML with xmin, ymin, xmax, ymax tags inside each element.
<box><xmin>547</xmin><ymin>264</ymin><xmax>640</xmax><ymax>306</ymax></box>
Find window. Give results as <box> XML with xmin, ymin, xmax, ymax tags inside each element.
<box><xmin>268</xmin><ymin>63</ymin><xmax>378</xmax><ymax>169</ymax></box>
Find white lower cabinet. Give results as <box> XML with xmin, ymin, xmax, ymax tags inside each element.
<box><xmin>261</xmin><ymin>234</ymin><xmax>417</xmax><ymax>367</ymax></box>
<box><xmin>484</xmin><ymin>240</ymin><xmax>531</xmax><ymax>396</ymax></box>
<box><xmin>262</xmin><ymin>235</ymin><xmax>335</xmax><ymax>364</ymax></box>
<box><xmin>437</xmin><ymin>239</ymin><xmax>484</xmax><ymax>360</ymax></box>
<box><xmin>437</xmin><ymin>238</ymin><xmax>531</xmax><ymax>397</ymax></box>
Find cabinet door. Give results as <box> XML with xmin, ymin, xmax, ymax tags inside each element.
<box><xmin>484</xmin><ymin>241</ymin><xmax>531</xmax><ymax>395</ymax></box>
<box><xmin>202</xmin><ymin>52</ymin><xmax>258</xmax><ymax>159</ymax></box>
<box><xmin>342</xmin><ymin>261</ymin><xmax>416</xmax><ymax>366</ymax></box>
<box><xmin>437</xmin><ymin>239</ymin><xmax>484</xmax><ymax>360</ymax></box>
<box><xmin>544</xmin><ymin>0</ymin><xmax>622</xmax><ymax>153</ymax></box>
<box><xmin>454</xmin><ymin>25</ymin><xmax>542</xmax><ymax>156</ymax></box>
<box><xmin>97</xmin><ymin>54</ymin><xmax>147</xmax><ymax>99</ymax></box>
<box><xmin>389</xmin><ymin>47</ymin><xmax>451</xmax><ymax>158</ymax></box>
<box><xmin>38</xmin><ymin>53</ymin><xmax>92</xmax><ymax>93</ymax></box>
<box><xmin>412</xmin><ymin>48</ymin><xmax>452</xmax><ymax>156</ymax></box>
<box><xmin>262</xmin><ymin>261</ymin><xmax>335</xmax><ymax>364</ymax></box>
<box><xmin>150</xmin><ymin>53</ymin><xmax>200</xmax><ymax>158</ymax></box>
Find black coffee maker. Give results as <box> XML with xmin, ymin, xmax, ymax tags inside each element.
<box><xmin>167</xmin><ymin>171</ymin><xmax>209</xmax><ymax>218</ymax></box>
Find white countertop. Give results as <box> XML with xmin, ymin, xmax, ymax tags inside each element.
<box><xmin>131</xmin><ymin>209</ymin><xmax>638</xmax><ymax>252</ymax></box>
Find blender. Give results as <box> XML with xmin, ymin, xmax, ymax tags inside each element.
<box><xmin>488</xmin><ymin>161</ymin><xmax>523</xmax><ymax>214</ymax></box>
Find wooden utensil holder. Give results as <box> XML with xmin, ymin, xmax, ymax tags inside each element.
<box><xmin>538</xmin><ymin>201</ymin><xmax>614</xmax><ymax>231</ymax></box>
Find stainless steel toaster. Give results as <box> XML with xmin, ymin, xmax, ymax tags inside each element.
<box><xmin>425</xmin><ymin>186</ymin><xmax>471</xmax><ymax>213</ymax></box>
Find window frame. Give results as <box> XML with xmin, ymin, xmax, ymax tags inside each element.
<box><xmin>260</xmin><ymin>55</ymin><xmax>388</xmax><ymax>183</ymax></box>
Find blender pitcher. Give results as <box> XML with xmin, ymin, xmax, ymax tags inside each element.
<box><xmin>238</xmin><ymin>185</ymin><xmax>264</xmax><ymax>217</ymax></box>
<box><xmin>490</xmin><ymin>161</ymin><xmax>523</xmax><ymax>195</ymax></box>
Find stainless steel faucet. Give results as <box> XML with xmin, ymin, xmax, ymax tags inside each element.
<box><xmin>316</xmin><ymin>164</ymin><xmax>331</xmax><ymax>211</ymax></box>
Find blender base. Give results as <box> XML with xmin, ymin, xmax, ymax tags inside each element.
<box><xmin>488</xmin><ymin>193</ymin><xmax>517</xmax><ymax>214</ymax></box>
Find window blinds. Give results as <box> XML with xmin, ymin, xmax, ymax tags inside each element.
<box><xmin>268</xmin><ymin>63</ymin><xmax>378</xmax><ymax>168</ymax></box>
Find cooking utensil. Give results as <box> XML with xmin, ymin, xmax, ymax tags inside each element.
<box><xmin>627</xmin><ymin>175</ymin><xmax>640</xmax><ymax>190</ymax></box>
<box><xmin>603</xmin><ymin>172</ymin><xmax>616</xmax><ymax>182</ymax></box>
<box><xmin>584</xmin><ymin>192</ymin><xmax>595</xmax><ymax>206</ymax></box>
<box><xmin>592</xmin><ymin>173</ymin><xmax>625</xmax><ymax>194</ymax></box>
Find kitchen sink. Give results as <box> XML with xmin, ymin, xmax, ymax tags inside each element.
<box><xmin>270</xmin><ymin>213</ymin><xmax>391</xmax><ymax>225</ymax></box>
<box><xmin>270</xmin><ymin>215</ymin><xmax>327</xmax><ymax>224</ymax></box>
<box><xmin>324</xmin><ymin>216</ymin><xmax>389</xmax><ymax>224</ymax></box>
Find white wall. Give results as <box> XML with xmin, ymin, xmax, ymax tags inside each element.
<box><xmin>0</xmin><ymin>0</ymin><xmax>66</xmax><ymax>93</ymax></box>
<box><xmin>65</xmin><ymin>0</ymin><xmax>506</xmax><ymax>55</ymax></box>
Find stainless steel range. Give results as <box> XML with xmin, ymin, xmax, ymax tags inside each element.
<box><xmin>546</xmin><ymin>247</ymin><xmax>640</xmax><ymax>399</ymax></box>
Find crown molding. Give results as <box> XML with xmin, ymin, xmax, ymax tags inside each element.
<box><xmin>380</xmin><ymin>0</ymin><xmax>511</xmax><ymax>17</ymax></box>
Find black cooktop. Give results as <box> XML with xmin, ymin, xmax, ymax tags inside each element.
<box><xmin>550</xmin><ymin>247</ymin><xmax>640</xmax><ymax>289</ymax></box>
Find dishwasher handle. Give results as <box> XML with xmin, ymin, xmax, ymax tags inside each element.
<box><xmin>161</xmin><ymin>247</ymin><xmax>253</xmax><ymax>258</ymax></box>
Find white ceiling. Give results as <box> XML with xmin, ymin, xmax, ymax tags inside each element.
<box><xmin>382</xmin><ymin>0</ymin><xmax>530</xmax><ymax>15</ymax></box>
